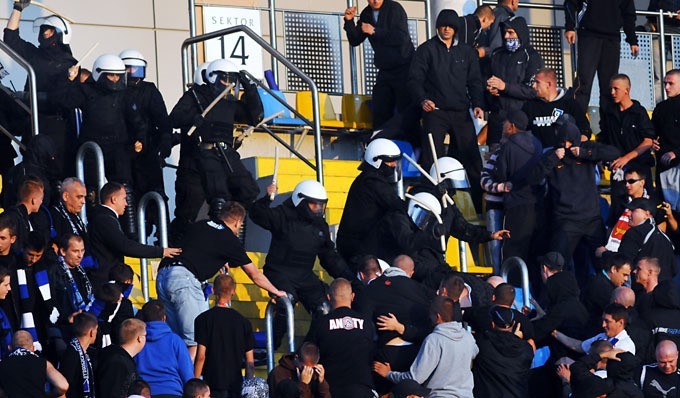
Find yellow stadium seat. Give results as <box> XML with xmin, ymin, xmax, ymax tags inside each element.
<box><xmin>341</xmin><ymin>94</ymin><xmax>372</xmax><ymax>129</ymax></box>
<box><xmin>296</xmin><ymin>91</ymin><xmax>344</xmax><ymax>128</ymax></box>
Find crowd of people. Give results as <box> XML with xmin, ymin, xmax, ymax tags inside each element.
<box><xmin>1</xmin><ymin>0</ymin><xmax>680</xmax><ymax>396</ymax></box>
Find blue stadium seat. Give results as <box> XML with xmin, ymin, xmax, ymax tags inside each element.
<box><xmin>392</xmin><ymin>139</ymin><xmax>421</xmax><ymax>178</ymax></box>
<box><xmin>257</xmin><ymin>88</ymin><xmax>307</xmax><ymax>126</ymax></box>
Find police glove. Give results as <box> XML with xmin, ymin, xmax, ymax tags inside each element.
<box><xmin>13</xmin><ymin>0</ymin><xmax>30</xmax><ymax>11</ymax></box>
<box><xmin>158</xmin><ymin>134</ymin><xmax>173</xmax><ymax>159</ymax></box>
<box><xmin>432</xmin><ymin>223</ymin><xmax>446</xmax><ymax>239</ymax></box>
<box><xmin>435</xmin><ymin>182</ymin><xmax>449</xmax><ymax>196</ymax></box>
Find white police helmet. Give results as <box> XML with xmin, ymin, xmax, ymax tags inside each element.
<box><xmin>206</xmin><ymin>59</ymin><xmax>239</xmax><ymax>84</ymax></box>
<box><xmin>92</xmin><ymin>54</ymin><xmax>126</xmax><ymax>91</ymax></box>
<box><xmin>364</xmin><ymin>138</ymin><xmax>401</xmax><ymax>169</ymax></box>
<box><xmin>33</xmin><ymin>14</ymin><xmax>72</xmax><ymax>45</ymax></box>
<box><xmin>408</xmin><ymin>192</ymin><xmax>442</xmax><ymax>230</ymax></box>
<box><xmin>193</xmin><ymin>62</ymin><xmax>210</xmax><ymax>86</ymax></box>
<box><xmin>292</xmin><ymin>180</ymin><xmax>328</xmax><ymax>207</ymax></box>
<box><xmin>119</xmin><ymin>49</ymin><xmax>147</xmax><ymax>80</ymax></box>
<box><xmin>430</xmin><ymin>157</ymin><xmax>470</xmax><ymax>189</ymax></box>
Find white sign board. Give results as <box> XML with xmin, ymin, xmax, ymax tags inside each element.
<box><xmin>202</xmin><ymin>7</ymin><xmax>264</xmax><ymax>79</ymax></box>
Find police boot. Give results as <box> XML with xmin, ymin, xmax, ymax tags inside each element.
<box><xmin>121</xmin><ymin>184</ymin><xmax>138</xmax><ymax>240</ymax></box>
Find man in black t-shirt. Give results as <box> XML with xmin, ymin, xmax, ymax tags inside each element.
<box><xmin>194</xmin><ymin>274</ymin><xmax>255</xmax><ymax>398</ymax></box>
<box><xmin>305</xmin><ymin>278</ymin><xmax>376</xmax><ymax>397</ymax></box>
<box><xmin>95</xmin><ymin>318</ymin><xmax>146</xmax><ymax>398</ymax></box>
<box><xmin>639</xmin><ymin>340</ymin><xmax>680</xmax><ymax>398</ymax></box>
<box><xmin>157</xmin><ymin>201</ymin><xmax>285</xmax><ymax>359</ymax></box>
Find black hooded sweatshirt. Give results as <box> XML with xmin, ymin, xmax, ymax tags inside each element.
<box><xmin>637</xmin><ymin>280</ymin><xmax>680</xmax><ymax>347</ymax></box>
<box><xmin>491</xmin><ymin>130</ymin><xmax>543</xmax><ymax>209</ymax></box>
<box><xmin>533</xmin><ymin>271</ymin><xmax>589</xmax><ymax>352</ymax></box>
<box><xmin>473</xmin><ymin>329</ymin><xmax>534</xmax><ymax>398</ymax></box>
<box><xmin>522</xmin><ymin>88</ymin><xmax>592</xmax><ymax>148</ymax></box>
<box><xmin>486</xmin><ymin>17</ymin><xmax>543</xmax><ymax>113</ymax></box>
<box><xmin>618</xmin><ymin>219</ymin><xmax>677</xmax><ymax>280</ymax></box>
<box><xmin>408</xmin><ymin>33</ymin><xmax>484</xmax><ymax>111</ymax></box>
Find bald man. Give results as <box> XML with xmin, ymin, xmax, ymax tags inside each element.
<box><xmin>610</xmin><ymin>286</ymin><xmax>653</xmax><ymax>364</ymax></box>
<box><xmin>304</xmin><ymin>278</ymin><xmax>375</xmax><ymax>397</ymax></box>
<box><xmin>639</xmin><ymin>340</ymin><xmax>680</xmax><ymax>397</ymax></box>
<box><xmin>0</xmin><ymin>330</ymin><xmax>69</xmax><ymax>397</ymax></box>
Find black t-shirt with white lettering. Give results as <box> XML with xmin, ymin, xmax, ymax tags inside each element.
<box><xmin>639</xmin><ymin>364</ymin><xmax>680</xmax><ymax>398</ymax></box>
<box><xmin>162</xmin><ymin>220</ymin><xmax>252</xmax><ymax>281</ymax></box>
<box><xmin>304</xmin><ymin>306</ymin><xmax>376</xmax><ymax>396</ymax></box>
<box><xmin>194</xmin><ymin>306</ymin><xmax>255</xmax><ymax>394</ymax></box>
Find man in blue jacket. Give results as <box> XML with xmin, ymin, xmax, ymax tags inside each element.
<box><xmin>135</xmin><ymin>300</ymin><xmax>194</xmax><ymax>397</ymax></box>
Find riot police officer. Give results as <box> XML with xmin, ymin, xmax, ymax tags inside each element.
<box><xmin>4</xmin><ymin>2</ymin><xmax>78</xmax><ymax>178</ymax></box>
<box><xmin>168</xmin><ymin>59</ymin><xmax>261</xmax><ymax>242</ymax></box>
<box><xmin>337</xmin><ymin>138</ymin><xmax>404</xmax><ymax>267</ymax></box>
<box><xmin>250</xmin><ymin>180</ymin><xmax>355</xmax><ymax>348</ymax></box>
<box><xmin>55</xmin><ymin>54</ymin><xmax>146</xmax><ymax>237</ymax></box>
<box><xmin>119</xmin><ymin>49</ymin><xmax>173</xmax><ymax>201</ymax></box>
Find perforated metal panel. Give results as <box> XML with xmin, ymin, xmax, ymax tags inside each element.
<box><xmin>284</xmin><ymin>12</ymin><xmax>344</xmax><ymax>94</ymax></box>
<box><xmin>590</xmin><ymin>33</ymin><xmax>655</xmax><ymax>109</ymax></box>
<box><xmin>528</xmin><ymin>26</ymin><xmax>565</xmax><ymax>87</ymax></box>
<box><xmin>362</xmin><ymin>20</ymin><xmax>418</xmax><ymax>94</ymax></box>
<box><xmin>673</xmin><ymin>35</ymin><xmax>680</xmax><ymax>69</ymax></box>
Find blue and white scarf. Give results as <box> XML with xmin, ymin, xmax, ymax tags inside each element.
<box><xmin>68</xmin><ymin>337</ymin><xmax>95</xmax><ymax>398</ymax></box>
<box><xmin>16</xmin><ymin>267</ymin><xmax>60</xmax><ymax>351</ymax></box>
<box><xmin>57</xmin><ymin>256</ymin><xmax>93</xmax><ymax>312</ymax></box>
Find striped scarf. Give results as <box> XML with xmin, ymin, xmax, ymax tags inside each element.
<box><xmin>16</xmin><ymin>267</ymin><xmax>59</xmax><ymax>350</ymax></box>
<box><xmin>69</xmin><ymin>337</ymin><xmax>95</xmax><ymax>398</ymax></box>
<box><xmin>57</xmin><ymin>256</ymin><xmax>93</xmax><ymax>313</ymax></box>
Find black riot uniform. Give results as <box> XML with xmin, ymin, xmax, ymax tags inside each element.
<box><xmin>168</xmin><ymin>74</ymin><xmax>261</xmax><ymax>239</ymax></box>
<box><xmin>250</xmin><ymin>195</ymin><xmax>355</xmax><ymax>347</ymax></box>
<box><xmin>127</xmin><ymin>80</ymin><xmax>173</xmax><ymax>202</ymax></box>
<box><xmin>3</xmin><ymin>24</ymin><xmax>78</xmax><ymax>178</ymax></box>
<box><xmin>337</xmin><ymin>165</ymin><xmax>405</xmax><ymax>267</ymax></box>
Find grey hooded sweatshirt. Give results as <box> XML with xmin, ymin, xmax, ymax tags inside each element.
<box><xmin>387</xmin><ymin>321</ymin><xmax>479</xmax><ymax>398</ymax></box>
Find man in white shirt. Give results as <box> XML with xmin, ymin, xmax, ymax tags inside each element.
<box><xmin>552</xmin><ymin>302</ymin><xmax>636</xmax><ymax>355</ymax></box>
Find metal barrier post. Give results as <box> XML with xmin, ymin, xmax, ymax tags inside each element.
<box><xmin>75</xmin><ymin>142</ymin><xmax>106</xmax><ymax>224</ymax></box>
<box><xmin>265</xmin><ymin>296</ymin><xmax>296</xmax><ymax>372</ymax></box>
<box><xmin>458</xmin><ymin>241</ymin><xmax>468</xmax><ymax>273</ymax></box>
<box><xmin>500</xmin><ymin>257</ymin><xmax>531</xmax><ymax>308</ymax></box>
<box><xmin>659</xmin><ymin>10</ymin><xmax>668</xmax><ymax>101</ymax></box>
<box><xmin>269</xmin><ymin>0</ymin><xmax>279</xmax><ymax>82</ymax></box>
<box><xmin>0</xmin><ymin>40</ymin><xmax>39</xmax><ymax>136</ymax></box>
<box><xmin>136</xmin><ymin>192</ymin><xmax>169</xmax><ymax>302</ymax></box>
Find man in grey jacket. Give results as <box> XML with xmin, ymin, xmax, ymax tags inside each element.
<box><xmin>373</xmin><ymin>296</ymin><xmax>479</xmax><ymax>397</ymax></box>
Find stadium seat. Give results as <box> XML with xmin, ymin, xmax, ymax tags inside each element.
<box><xmin>295</xmin><ymin>91</ymin><xmax>344</xmax><ymax>128</ymax></box>
<box><xmin>392</xmin><ymin>140</ymin><xmax>421</xmax><ymax>178</ymax></box>
<box><xmin>257</xmin><ymin>88</ymin><xmax>307</xmax><ymax>126</ymax></box>
<box><xmin>341</xmin><ymin>94</ymin><xmax>372</xmax><ymax>129</ymax></box>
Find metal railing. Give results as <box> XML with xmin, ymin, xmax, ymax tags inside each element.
<box><xmin>180</xmin><ymin>25</ymin><xmax>324</xmax><ymax>184</ymax></box>
<box><xmin>137</xmin><ymin>192</ymin><xmax>169</xmax><ymax>302</ymax></box>
<box><xmin>0</xmin><ymin>40</ymin><xmax>39</xmax><ymax>136</ymax></box>
<box><xmin>500</xmin><ymin>257</ymin><xmax>531</xmax><ymax>308</ymax></box>
<box><xmin>265</xmin><ymin>296</ymin><xmax>296</xmax><ymax>372</ymax></box>
<box><xmin>75</xmin><ymin>141</ymin><xmax>106</xmax><ymax>224</ymax></box>
<box><xmin>479</xmin><ymin>1</ymin><xmax>678</xmax><ymax>101</ymax></box>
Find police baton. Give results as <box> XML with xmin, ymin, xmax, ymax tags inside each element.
<box><xmin>187</xmin><ymin>83</ymin><xmax>234</xmax><ymax>137</ymax></box>
<box><xmin>0</xmin><ymin>123</ymin><xmax>26</xmax><ymax>151</ymax></box>
<box><xmin>405</xmin><ymin>192</ymin><xmax>447</xmax><ymax>253</ymax></box>
<box><xmin>402</xmin><ymin>153</ymin><xmax>455</xmax><ymax>206</ymax></box>
<box><xmin>270</xmin><ymin>146</ymin><xmax>279</xmax><ymax>201</ymax></box>
<box><xmin>74</xmin><ymin>42</ymin><xmax>99</xmax><ymax>69</ymax></box>
<box><xmin>235</xmin><ymin>110</ymin><xmax>284</xmax><ymax>145</ymax></box>
<box><xmin>25</xmin><ymin>2</ymin><xmax>77</xmax><ymax>23</ymax></box>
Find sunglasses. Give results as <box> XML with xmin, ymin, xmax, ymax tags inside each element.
<box><xmin>625</xmin><ymin>178</ymin><xmax>642</xmax><ymax>184</ymax></box>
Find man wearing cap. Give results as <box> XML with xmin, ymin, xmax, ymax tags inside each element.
<box><xmin>472</xmin><ymin>306</ymin><xmax>534</xmax><ymax>398</ymax></box>
<box><xmin>599</xmin><ymin>198</ymin><xmax>676</xmax><ymax>280</ymax></box>
<box><xmin>408</xmin><ymin>9</ymin><xmax>485</xmax><ymax>209</ymax></box>
<box><xmin>484</xmin><ymin>16</ymin><xmax>543</xmax><ymax>146</ymax></box>
<box><xmin>490</xmin><ymin>110</ymin><xmax>544</xmax><ymax>274</ymax></box>
<box><xmin>530</xmin><ymin>114</ymin><xmax>621</xmax><ymax>286</ymax></box>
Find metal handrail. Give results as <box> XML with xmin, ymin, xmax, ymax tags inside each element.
<box><xmin>136</xmin><ymin>192</ymin><xmax>169</xmax><ymax>302</ymax></box>
<box><xmin>0</xmin><ymin>40</ymin><xmax>39</xmax><ymax>136</ymax></box>
<box><xmin>180</xmin><ymin>25</ymin><xmax>324</xmax><ymax>184</ymax></box>
<box><xmin>75</xmin><ymin>141</ymin><xmax>106</xmax><ymax>224</ymax></box>
<box><xmin>265</xmin><ymin>296</ymin><xmax>296</xmax><ymax>372</ymax></box>
<box><xmin>500</xmin><ymin>256</ymin><xmax>531</xmax><ymax>308</ymax></box>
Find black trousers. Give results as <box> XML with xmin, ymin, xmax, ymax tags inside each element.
<box><xmin>421</xmin><ymin>109</ymin><xmax>483</xmax><ymax>210</ymax></box>
<box><xmin>550</xmin><ymin>216</ymin><xmax>606</xmax><ymax>287</ymax></box>
<box><xmin>573</xmin><ymin>33</ymin><xmax>621</xmax><ymax>112</ymax></box>
<box><xmin>372</xmin><ymin>65</ymin><xmax>412</xmax><ymax>129</ymax></box>
<box><xmin>374</xmin><ymin>344</ymin><xmax>421</xmax><ymax>395</ymax></box>
<box><xmin>502</xmin><ymin>202</ymin><xmax>546</xmax><ymax>294</ymax></box>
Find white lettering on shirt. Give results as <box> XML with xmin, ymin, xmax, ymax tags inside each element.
<box><xmin>532</xmin><ymin>108</ymin><xmax>565</xmax><ymax>127</ymax></box>
<box><xmin>329</xmin><ymin>316</ymin><xmax>365</xmax><ymax>331</ymax></box>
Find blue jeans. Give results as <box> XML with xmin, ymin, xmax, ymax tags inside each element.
<box><xmin>156</xmin><ymin>265</ymin><xmax>209</xmax><ymax>346</ymax></box>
